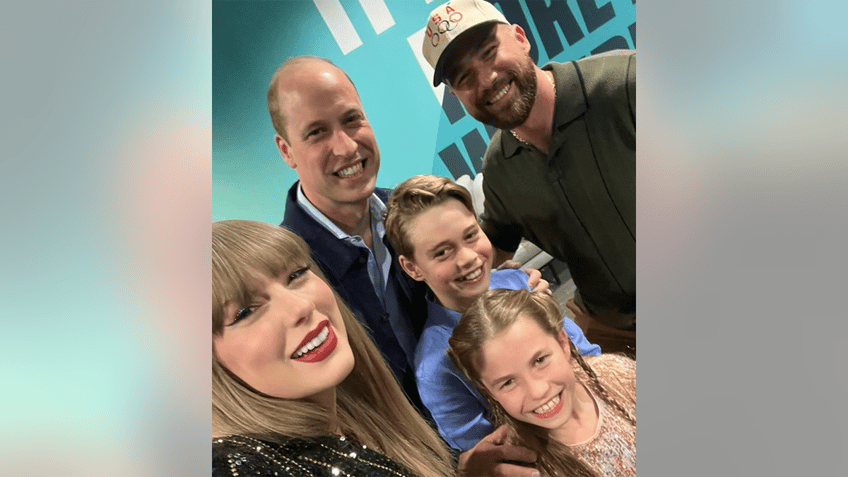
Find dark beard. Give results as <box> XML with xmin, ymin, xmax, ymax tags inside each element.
<box><xmin>471</xmin><ymin>57</ymin><xmax>537</xmax><ymax>130</ymax></box>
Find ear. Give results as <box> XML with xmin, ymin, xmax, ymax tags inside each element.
<box><xmin>399</xmin><ymin>255</ymin><xmax>425</xmax><ymax>281</ymax></box>
<box><xmin>513</xmin><ymin>24</ymin><xmax>531</xmax><ymax>54</ymax></box>
<box><xmin>557</xmin><ymin>329</ymin><xmax>572</xmax><ymax>358</ymax></box>
<box><xmin>276</xmin><ymin>134</ymin><xmax>297</xmax><ymax>169</ymax></box>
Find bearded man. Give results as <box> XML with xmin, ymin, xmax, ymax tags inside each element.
<box><xmin>423</xmin><ymin>0</ymin><xmax>636</xmax><ymax>352</ymax></box>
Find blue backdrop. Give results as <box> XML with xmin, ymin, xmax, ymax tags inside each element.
<box><xmin>213</xmin><ymin>0</ymin><xmax>635</xmax><ymax>223</ymax></box>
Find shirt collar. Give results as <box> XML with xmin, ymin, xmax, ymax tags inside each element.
<box><xmin>424</xmin><ymin>291</ymin><xmax>462</xmax><ymax>329</ymax></box>
<box><xmin>296</xmin><ymin>183</ymin><xmax>386</xmax><ymax>241</ymax></box>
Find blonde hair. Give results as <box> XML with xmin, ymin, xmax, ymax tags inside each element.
<box><xmin>448</xmin><ymin>289</ymin><xmax>635</xmax><ymax>477</ymax></box>
<box><xmin>384</xmin><ymin>174</ymin><xmax>475</xmax><ymax>259</ymax></box>
<box><xmin>212</xmin><ymin>220</ymin><xmax>453</xmax><ymax>477</ymax></box>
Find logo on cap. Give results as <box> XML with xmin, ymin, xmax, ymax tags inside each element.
<box><xmin>422</xmin><ymin>0</ymin><xmax>508</xmax><ymax>86</ymax></box>
<box><xmin>425</xmin><ymin>7</ymin><xmax>464</xmax><ymax>48</ymax></box>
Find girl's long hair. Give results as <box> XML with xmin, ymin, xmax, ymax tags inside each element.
<box><xmin>448</xmin><ymin>289</ymin><xmax>635</xmax><ymax>477</ymax></box>
<box><xmin>212</xmin><ymin>220</ymin><xmax>453</xmax><ymax>477</ymax></box>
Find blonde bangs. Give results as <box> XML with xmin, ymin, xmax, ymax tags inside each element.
<box><xmin>212</xmin><ymin>221</ymin><xmax>312</xmax><ymax>334</ymax></box>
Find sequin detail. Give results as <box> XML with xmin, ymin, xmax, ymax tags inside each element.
<box><xmin>567</xmin><ymin>354</ymin><xmax>636</xmax><ymax>477</ymax></box>
<box><xmin>212</xmin><ymin>434</ymin><xmax>418</xmax><ymax>477</ymax></box>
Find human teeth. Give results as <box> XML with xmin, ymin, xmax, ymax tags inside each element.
<box><xmin>488</xmin><ymin>83</ymin><xmax>510</xmax><ymax>104</ymax></box>
<box><xmin>336</xmin><ymin>161</ymin><xmax>363</xmax><ymax>178</ymax></box>
<box><xmin>294</xmin><ymin>326</ymin><xmax>329</xmax><ymax>358</ymax></box>
<box><xmin>534</xmin><ymin>394</ymin><xmax>560</xmax><ymax>414</ymax></box>
<box><xmin>460</xmin><ymin>268</ymin><xmax>482</xmax><ymax>281</ymax></box>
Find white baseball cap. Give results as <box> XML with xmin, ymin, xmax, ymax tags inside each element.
<box><xmin>422</xmin><ymin>0</ymin><xmax>508</xmax><ymax>86</ymax></box>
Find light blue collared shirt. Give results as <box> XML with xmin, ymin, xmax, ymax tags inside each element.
<box><xmin>296</xmin><ymin>185</ymin><xmax>391</xmax><ymax>296</ymax></box>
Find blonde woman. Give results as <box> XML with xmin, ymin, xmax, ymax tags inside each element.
<box><xmin>449</xmin><ymin>289</ymin><xmax>635</xmax><ymax>477</ymax></box>
<box><xmin>212</xmin><ymin>220</ymin><xmax>540</xmax><ymax>477</ymax></box>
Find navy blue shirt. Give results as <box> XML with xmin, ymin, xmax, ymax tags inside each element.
<box><xmin>282</xmin><ymin>183</ymin><xmax>430</xmax><ymax>417</ymax></box>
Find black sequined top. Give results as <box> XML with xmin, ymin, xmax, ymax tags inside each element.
<box><xmin>212</xmin><ymin>434</ymin><xmax>421</xmax><ymax>477</ymax></box>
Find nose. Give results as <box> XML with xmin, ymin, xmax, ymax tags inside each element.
<box><xmin>456</xmin><ymin>245</ymin><xmax>478</xmax><ymax>269</ymax></box>
<box><xmin>478</xmin><ymin>64</ymin><xmax>498</xmax><ymax>90</ymax></box>
<box><xmin>526</xmin><ymin>377</ymin><xmax>550</xmax><ymax>401</ymax></box>
<box><xmin>330</xmin><ymin>128</ymin><xmax>358</xmax><ymax>158</ymax></box>
<box><xmin>271</xmin><ymin>283</ymin><xmax>315</xmax><ymax>328</ymax></box>
<box><xmin>290</xmin><ymin>291</ymin><xmax>316</xmax><ymax>328</ymax></box>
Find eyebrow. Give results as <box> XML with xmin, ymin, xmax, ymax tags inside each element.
<box><xmin>299</xmin><ymin>106</ymin><xmax>363</xmax><ymax>138</ymax></box>
<box><xmin>529</xmin><ymin>349</ymin><xmax>546</xmax><ymax>363</ymax></box>
<box><xmin>488</xmin><ymin>348</ymin><xmax>547</xmax><ymax>387</ymax></box>
<box><xmin>425</xmin><ymin>238</ymin><xmax>451</xmax><ymax>255</ymax></box>
<box><xmin>448</xmin><ymin>29</ymin><xmax>500</xmax><ymax>84</ymax></box>
<box><xmin>299</xmin><ymin>119</ymin><xmax>326</xmax><ymax>138</ymax></box>
<box><xmin>479</xmin><ymin>36</ymin><xmax>499</xmax><ymax>54</ymax></box>
<box><xmin>452</xmin><ymin>65</ymin><xmax>469</xmax><ymax>85</ymax></box>
<box><xmin>467</xmin><ymin>37</ymin><xmax>499</xmax><ymax>64</ymax></box>
<box><xmin>425</xmin><ymin>223</ymin><xmax>476</xmax><ymax>254</ymax></box>
<box><xmin>489</xmin><ymin>372</ymin><xmax>516</xmax><ymax>388</ymax></box>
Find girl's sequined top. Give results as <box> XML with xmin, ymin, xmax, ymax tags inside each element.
<box><xmin>568</xmin><ymin>354</ymin><xmax>636</xmax><ymax>477</ymax></box>
<box><xmin>212</xmin><ymin>434</ymin><xmax>419</xmax><ymax>477</ymax></box>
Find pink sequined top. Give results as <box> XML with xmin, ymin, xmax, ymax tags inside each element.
<box><xmin>567</xmin><ymin>354</ymin><xmax>636</xmax><ymax>477</ymax></box>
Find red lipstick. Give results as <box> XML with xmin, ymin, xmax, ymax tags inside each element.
<box><xmin>292</xmin><ymin>320</ymin><xmax>338</xmax><ymax>363</ymax></box>
<box><xmin>294</xmin><ymin>320</ymin><xmax>329</xmax><ymax>351</ymax></box>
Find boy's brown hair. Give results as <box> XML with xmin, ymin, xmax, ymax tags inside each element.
<box><xmin>384</xmin><ymin>174</ymin><xmax>476</xmax><ymax>259</ymax></box>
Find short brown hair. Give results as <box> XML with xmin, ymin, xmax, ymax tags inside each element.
<box><xmin>384</xmin><ymin>175</ymin><xmax>475</xmax><ymax>259</ymax></box>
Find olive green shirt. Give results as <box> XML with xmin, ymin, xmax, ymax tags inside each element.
<box><xmin>479</xmin><ymin>51</ymin><xmax>636</xmax><ymax>313</ymax></box>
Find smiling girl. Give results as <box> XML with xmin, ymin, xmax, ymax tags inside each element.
<box><xmin>212</xmin><ymin>220</ymin><xmax>454</xmax><ymax>476</ymax></box>
<box><xmin>449</xmin><ymin>289</ymin><xmax>635</xmax><ymax>477</ymax></box>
